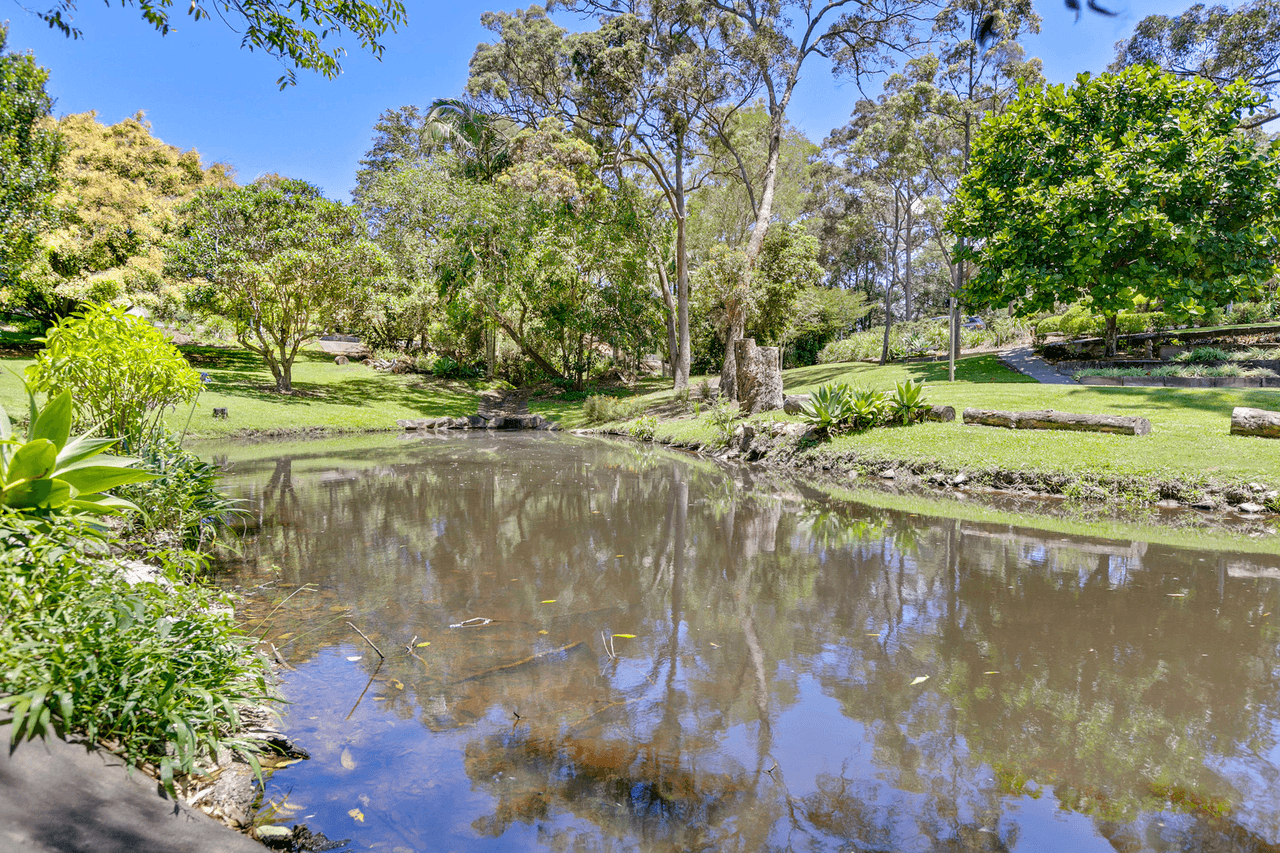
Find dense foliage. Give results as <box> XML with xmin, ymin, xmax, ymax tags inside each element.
<box><xmin>0</xmin><ymin>509</ymin><xmax>269</xmax><ymax>792</ymax></box>
<box><xmin>0</xmin><ymin>27</ymin><xmax>62</xmax><ymax>302</ymax></box>
<box><xmin>11</xmin><ymin>113</ymin><xmax>233</xmax><ymax>327</ymax></box>
<box><xmin>172</xmin><ymin>177</ymin><xmax>385</xmax><ymax>392</ymax></box>
<box><xmin>26</xmin><ymin>304</ymin><xmax>203</xmax><ymax>449</ymax></box>
<box><xmin>949</xmin><ymin>65</ymin><xmax>1280</xmax><ymax>355</ymax></box>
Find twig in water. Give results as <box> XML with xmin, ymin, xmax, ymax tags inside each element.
<box><xmin>450</xmin><ymin>641</ymin><xmax>583</xmax><ymax>685</ymax></box>
<box><xmin>345</xmin><ymin>660</ymin><xmax>384</xmax><ymax>720</ymax></box>
<box><xmin>347</xmin><ymin>622</ymin><xmax>385</xmax><ymax>660</ymax></box>
<box><xmin>269</xmin><ymin>642</ymin><xmax>296</xmax><ymax>671</ymax></box>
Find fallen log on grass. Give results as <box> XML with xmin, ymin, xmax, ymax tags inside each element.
<box><xmin>963</xmin><ymin>408</ymin><xmax>1151</xmax><ymax>436</ymax></box>
<box><xmin>1231</xmin><ymin>406</ymin><xmax>1280</xmax><ymax>438</ymax></box>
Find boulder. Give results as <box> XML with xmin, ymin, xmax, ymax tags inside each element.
<box><xmin>334</xmin><ymin>355</ymin><xmax>349</xmax><ymax>365</ymax></box>
<box><xmin>926</xmin><ymin>405</ymin><xmax>956</xmax><ymax>422</ymax></box>
<box><xmin>783</xmin><ymin>394</ymin><xmax>810</xmax><ymax>415</ymax></box>
<box><xmin>733</xmin><ymin>338</ymin><xmax>784</xmax><ymax>415</ymax></box>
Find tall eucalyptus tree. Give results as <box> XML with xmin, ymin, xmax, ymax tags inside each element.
<box><xmin>468</xmin><ymin>3</ymin><xmax>758</xmax><ymax>390</ymax></box>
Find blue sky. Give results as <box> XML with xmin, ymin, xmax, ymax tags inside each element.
<box><xmin>3</xmin><ymin>0</ymin><xmax>1199</xmax><ymax>201</ymax></box>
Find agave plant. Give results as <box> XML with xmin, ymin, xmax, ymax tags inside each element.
<box><xmin>799</xmin><ymin>382</ymin><xmax>854</xmax><ymax>430</ymax></box>
<box><xmin>888</xmin><ymin>379</ymin><xmax>930</xmax><ymax>425</ymax></box>
<box><xmin>849</xmin><ymin>387</ymin><xmax>890</xmax><ymax>429</ymax></box>
<box><xmin>1</xmin><ymin>389</ymin><xmax>156</xmax><ymax>515</ymax></box>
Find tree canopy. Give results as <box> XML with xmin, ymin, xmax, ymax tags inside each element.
<box><xmin>26</xmin><ymin>0</ymin><xmax>407</xmax><ymax>87</ymax></box>
<box><xmin>1111</xmin><ymin>1</ymin><xmax>1280</xmax><ymax>97</ymax></box>
<box><xmin>948</xmin><ymin>64</ymin><xmax>1280</xmax><ymax>355</ymax></box>
<box><xmin>171</xmin><ymin>176</ymin><xmax>385</xmax><ymax>391</ymax></box>
<box><xmin>0</xmin><ymin>25</ymin><xmax>61</xmax><ymax>303</ymax></box>
<box><xmin>11</xmin><ymin>111</ymin><xmax>233</xmax><ymax>327</ymax></box>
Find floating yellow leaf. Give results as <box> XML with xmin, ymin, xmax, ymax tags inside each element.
<box><xmin>348</xmin><ymin>808</ymin><xmax>365</xmax><ymax>823</ymax></box>
<box><xmin>865</xmin><ymin>633</ymin><xmax>880</xmax><ymax>637</ymax></box>
<box><xmin>538</xmin><ymin>630</ymin><xmax>548</xmax><ymax>635</ymax></box>
<box><xmin>984</xmin><ymin>671</ymin><xmax>1000</xmax><ymax>675</ymax></box>
<box><xmin>340</xmin><ymin>748</ymin><xmax>356</xmax><ymax>770</ymax></box>
<box><xmin>276</xmin><ymin>632</ymin><xmax>295</xmax><ymax>640</ymax></box>
<box><xmin>329</xmin><ymin>605</ymin><xmax>349</xmax><ymax>613</ymax></box>
<box><xmin>910</xmin><ymin>675</ymin><xmax>930</xmax><ymax>686</ymax></box>
<box><xmin>415</xmin><ymin>641</ymin><xmax>431</xmax><ymax>648</ymax></box>
<box><xmin>389</xmin><ymin>678</ymin><xmax>404</xmax><ymax>690</ymax></box>
<box><xmin>616</xmin><ymin>554</ymin><xmax>624</xmax><ymax>558</ymax></box>
<box><xmin>612</xmin><ymin>634</ymin><xmax>637</xmax><ymax>639</ymax></box>
<box><xmin>541</xmin><ymin>599</ymin><xmax>557</xmax><ymax>604</ymax></box>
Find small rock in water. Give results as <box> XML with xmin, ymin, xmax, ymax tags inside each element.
<box><xmin>1155</xmin><ymin>499</ymin><xmax>1180</xmax><ymax>509</ymax></box>
<box><xmin>1191</xmin><ymin>499</ymin><xmax>1216</xmax><ymax>511</ymax></box>
<box><xmin>1238</xmin><ymin>502</ymin><xmax>1266</xmax><ymax>514</ymax></box>
<box><xmin>256</xmin><ymin>825</ymin><xmax>294</xmax><ymax>848</ymax></box>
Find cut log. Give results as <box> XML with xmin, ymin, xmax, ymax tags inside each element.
<box><xmin>1231</xmin><ymin>406</ymin><xmax>1280</xmax><ymax>438</ymax></box>
<box><xmin>926</xmin><ymin>405</ymin><xmax>955</xmax><ymax>423</ymax></box>
<box><xmin>962</xmin><ymin>408</ymin><xmax>1018</xmax><ymax>428</ymax></box>
<box><xmin>963</xmin><ymin>408</ymin><xmax>1151</xmax><ymax>436</ymax></box>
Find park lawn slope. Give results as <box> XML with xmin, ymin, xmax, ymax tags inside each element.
<box><xmin>0</xmin><ymin>346</ymin><xmax>484</xmax><ymax>438</ymax></box>
<box><xmin>572</xmin><ymin>355</ymin><xmax>1280</xmax><ymax>500</ymax></box>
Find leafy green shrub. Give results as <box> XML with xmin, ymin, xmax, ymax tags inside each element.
<box><xmin>1172</xmin><ymin>346</ymin><xmax>1232</xmax><ymax>365</ymax></box>
<box><xmin>707</xmin><ymin>401</ymin><xmax>738</xmax><ymax>446</ymax></box>
<box><xmin>26</xmin><ymin>304</ymin><xmax>202</xmax><ymax>451</ymax></box>
<box><xmin>694</xmin><ymin>378</ymin><xmax>715</xmax><ymax>401</ymax></box>
<box><xmin>818</xmin><ymin>332</ymin><xmax>882</xmax><ymax>364</ymax></box>
<box><xmin>116</xmin><ymin>433</ymin><xmax>240</xmax><ymax>551</ymax></box>
<box><xmin>583</xmin><ymin>394</ymin><xmax>646</xmax><ymax>424</ymax></box>
<box><xmin>888</xmin><ymin>380</ymin><xmax>929</xmax><ymax>425</ymax></box>
<box><xmin>626</xmin><ymin>415</ymin><xmax>658</xmax><ymax>441</ymax></box>
<box><xmin>1</xmin><ymin>390</ymin><xmax>155</xmax><ymax>516</ymax></box>
<box><xmin>0</xmin><ymin>510</ymin><xmax>270</xmax><ymax>792</ymax></box>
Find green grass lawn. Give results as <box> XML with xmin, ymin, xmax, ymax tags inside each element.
<box><xmin>558</xmin><ymin>354</ymin><xmax>1280</xmax><ymax>489</ymax></box>
<box><xmin>0</xmin><ymin>345</ymin><xmax>484</xmax><ymax>438</ymax></box>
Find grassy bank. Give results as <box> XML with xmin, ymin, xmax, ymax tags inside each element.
<box><xmin>558</xmin><ymin>355</ymin><xmax>1280</xmax><ymax>503</ymax></box>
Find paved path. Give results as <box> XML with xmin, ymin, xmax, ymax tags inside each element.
<box><xmin>998</xmin><ymin>345</ymin><xmax>1076</xmax><ymax>385</ymax></box>
<box><xmin>0</xmin><ymin>724</ymin><xmax>263</xmax><ymax>853</ymax></box>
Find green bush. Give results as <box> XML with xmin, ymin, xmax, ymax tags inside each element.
<box><xmin>798</xmin><ymin>382</ymin><xmax>855</xmax><ymax>430</ymax></box>
<box><xmin>26</xmin><ymin>304</ymin><xmax>203</xmax><ymax>451</ymax></box>
<box><xmin>1173</xmin><ymin>346</ymin><xmax>1232</xmax><ymax>365</ymax></box>
<box><xmin>583</xmin><ymin>394</ymin><xmax>645</xmax><ymax>424</ymax></box>
<box><xmin>888</xmin><ymin>379</ymin><xmax>929</xmax><ymax>425</ymax></box>
<box><xmin>626</xmin><ymin>415</ymin><xmax>658</xmax><ymax>441</ymax></box>
<box><xmin>0</xmin><ymin>510</ymin><xmax>270</xmax><ymax>792</ymax></box>
<box><xmin>116</xmin><ymin>433</ymin><xmax>240</xmax><ymax>551</ymax></box>
<box><xmin>706</xmin><ymin>401</ymin><xmax>738</xmax><ymax>446</ymax></box>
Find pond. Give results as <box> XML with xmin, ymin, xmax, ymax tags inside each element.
<box><xmin>210</xmin><ymin>432</ymin><xmax>1280</xmax><ymax>853</ymax></box>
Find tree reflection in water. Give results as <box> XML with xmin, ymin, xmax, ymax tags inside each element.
<box><xmin>212</xmin><ymin>433</ymin><xmax>1280</xmax><ymax>852</ymax></box>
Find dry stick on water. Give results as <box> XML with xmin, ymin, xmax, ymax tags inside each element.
<box><xmin>347</xmin><ymin>622</ymin><xmax>386</xmax><ymax>660</ymax></box>
<box><xmin>269</xmin><ymin>642</ymin><xmax>296</xmax><ymax>671</ymax></box>
<box><xmin>345</xmin><ymin>660</ymin><xmax>384</xmax><ymax>720</ymax></box>
<box><xmin>450</xmin><ymin>641</ymin><xmax>584</xmax><ymax>685</ymax></box>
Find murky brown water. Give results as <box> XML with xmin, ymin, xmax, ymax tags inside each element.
<box><xmin>211</xmin><ymin>432</ymin><xmax>1280</xmax><ymax>853</ymax></box>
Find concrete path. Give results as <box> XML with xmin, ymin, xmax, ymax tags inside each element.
<box><xmin>998</xmin><ymin>345</ymin><xmax>1076</xmax><ymax>385</ymax></box>
<box><xmin>0</xmin><ymin>724</ymin><xmax>263</xmax><ymax>853</ymax></box>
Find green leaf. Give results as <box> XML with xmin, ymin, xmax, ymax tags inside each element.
<box><xmin>55</xmin><ymin>436</ymin><xmax>120</xmax><ymax>469</ymax></box>
<box><xmin>5</xmin><ymin>439</ymin><xmax>56</xmax><ymax>484</ymax></box>
<box><xmin>4</xmin><ymin>478</ymin><xmax>72</xmax><ymax>509</ymax></box>
<box><xmin>67</xmin><ymin>494</ymin><xmax>140</xmax><ymax>515</ymax></box>
<box><xmin>56</xmin><ymin>465</ymin><xmax>158</xmax><ymax>496</ymax></box>
<box><xmin>29</xmin><ymin>390</ymin><xmax>72</xmax><ymax>450</ymax></box>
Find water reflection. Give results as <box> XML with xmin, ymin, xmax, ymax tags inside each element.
<box><xmin>211</xmin><ymin>433</ymin><xmax>1280</xmax><ymax>852</ymax></box>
